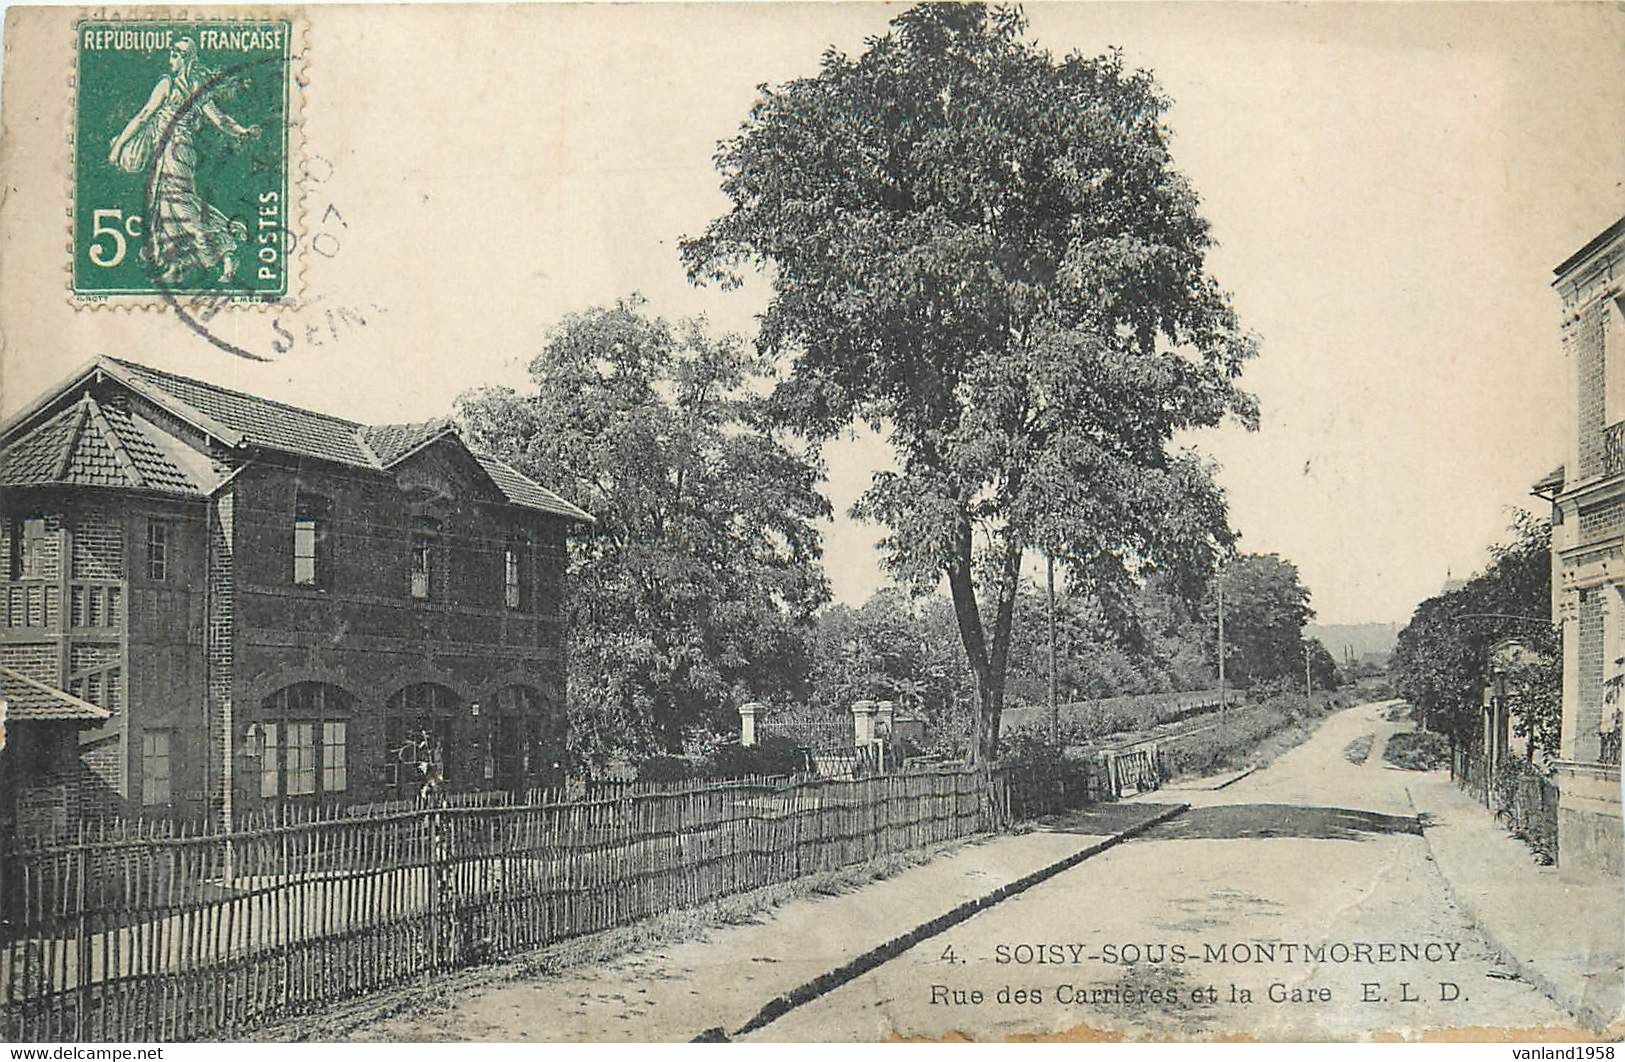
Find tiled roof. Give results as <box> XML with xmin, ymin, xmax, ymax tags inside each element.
<box><xmin>1532</xmin><ymin>465</ymin><xmax>1564</xmax><ymax>495</ymax></box>
<box><xmin>363</xmin><ymin>419</ymin><xmax>454</xmax><ymax>466</ymax></box>
<box><xmin>101</xmin><ymin>403</ymin><xmax>203</xmax><ymax>494</ymax></box>
<box><xmin>63</xmin><ymin>407</ymin><xmax>126</xmax><ymax>485</ymax></box>
<box><xmin>0</xmin><ymin>394</ymin><xmax>203</xmax><ymax>496</ymax></box>
<box><xmin>366</xmin><ymin>418</ymin><xmax>591</xmax><ymax>521</ymax></box>
<box><xmin>471</xmin><ymin>451</ymin><xmax>593</xmax><ymax>523</ymax></box>
<box><xmin>0</xmin><ymin>666</ymin><xmax>112</xmax><ymax>722</ymax></box>
<box><xmin>0</xmin><ymin>401</ymin><xmax>79</xmax><ymax>485</ymax></box>
<box><xmin>3</xmin><ymin>359</ymin><xmax>591</xmax><ymax>523</ymax></box>
<box><xmin>106</xmin><ymin>357</ymin><xmax>375</xmax><ymax>467</ymax></box>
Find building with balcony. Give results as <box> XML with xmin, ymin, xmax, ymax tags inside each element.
<box><xmin>0</xmin><ymin>357</ymin><xmax>591</xmax><ymax>834</ymax></box>
<box><xmin>1544</xmin><ymin>214</ymin><xmax>1625</xmax><ymax>878</ymax></box>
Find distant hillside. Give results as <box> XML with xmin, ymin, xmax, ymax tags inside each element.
<box><xmin>1305</xmin><ymin>621</ymin><xmax>1402</xmax><ymax>661</ymax></box>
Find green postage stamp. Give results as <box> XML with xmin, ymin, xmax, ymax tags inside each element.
<box><xmin>73</xmin><ymin>18</ymin><xmax>294</xmax><ymax>301</ymax></box>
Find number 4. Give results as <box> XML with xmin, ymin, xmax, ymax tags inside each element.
<box><xmin>89</xmin><ymin>209</ymin><xmax>143</xmax><ymax>268</ymax></box>
<box><xmin>940</xmin><ymin>945</ymin><xmax>957</xmax><ymax>963</ymax></box>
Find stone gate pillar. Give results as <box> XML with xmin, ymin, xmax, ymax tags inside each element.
<box><xmin>852</xmin><ymin>700</ymin><xmax>878</xmax><ymax>745</ymax></box>
<box><xmin>738</xmin><ymin>701</ymin><xmax>763</xmax><ymax>747</ymax></box>
<box><xmin>875</xmin><ymin>700</ymin><xmax>895</xmax><ymax>739</ymax></box>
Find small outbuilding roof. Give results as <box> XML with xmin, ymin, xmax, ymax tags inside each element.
<box><xmin>0</xmin><ymin>667</ymin><xmax>112</xmax><ymax>722</ymax></box>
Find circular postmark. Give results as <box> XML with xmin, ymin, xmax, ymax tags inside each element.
<box><xmin>146</xmin><ymin>48</ymin><xmax>293</xmax><ymax>360</ymax></box>
<box><xmin>151</xmin><ymin>58</ymin><xmax>380</xmax><ymax>363</ymax></box>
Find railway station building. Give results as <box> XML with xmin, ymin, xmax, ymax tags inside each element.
<box><xmin>0</xmin><ymin>357</ymin><xmax>591</xmax><ymax>834</ymax></box>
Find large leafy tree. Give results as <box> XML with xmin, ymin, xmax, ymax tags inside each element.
<box><xmin>457</xmin><ymin>298</ymin><xmax>832</xmax><ymax>759</ymax></box>
<box><xmin>1303</xmin><ymin>638</ymin><xmax>1340</xmax><ymax>691</ymax></box>
<box><xmin>806</xmin><ymin>589</ymin><xmax>972</xmax><ymax>741</ymax></box>
<box><xmin>683</xmin><ymin>4</ymin><xmax>1258</xmax><ymax>760</ymax></box>
<box><xmin>1393</xmin><ymin>512</ymin><xmax>1559</xmax><ymax>756</ymax></box>
<box><xmin>1207</xmin><ymin>553</ymin><xmax>1315</xmax><ymax>688</ymax></box>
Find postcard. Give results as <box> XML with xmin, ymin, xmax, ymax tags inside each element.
<box><xmin>0</xmin><ymin>2</ymin><xmax>1620</xmax><ymax>1045</ymax></box>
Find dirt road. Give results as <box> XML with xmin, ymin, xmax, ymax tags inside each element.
<box><xmin>755</xmin><ymin>700</ymin><xmax>1566</xmax><ymax>1040</ymax></box>
<box><xmin>348</xmin><ymin>700</ymin><xmax>1570</xmax><ymax>1041</ymax></box>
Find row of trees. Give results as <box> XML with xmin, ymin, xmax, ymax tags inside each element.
<box><xmin>809</xmin><ymin>560</ymin><xmax>1335</xmax><ymax>755</ymax></box>
<box><xmin>1391</xmin><ymin>512</ymin><xmax>1561</xmax><ymax>759</ymax></box>
<box><xmin>459</xmin><ymin>4</ymin><xmax>1329</xmax><ymax>766</ymax></box>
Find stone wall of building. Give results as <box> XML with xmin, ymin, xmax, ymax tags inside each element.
<box><xmin>1574</xmin><ymin>299</ymin><xmax>1608</xmax><ymax>479</ymax></box>
<box><xmin>1576</xmin><ymin>588</ymin><xmax>1605</xmax><ymax>763</ymax></box>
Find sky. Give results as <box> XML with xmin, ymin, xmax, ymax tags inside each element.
<box><xmin>2</xmin><ymin>2</ymin><xmax>1622</xmax><ymax>627</ymax></box>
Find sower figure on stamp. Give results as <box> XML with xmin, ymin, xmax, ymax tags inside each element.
<box><xmin>107</xmin><ymin>38</ymin><xmax>260</xmax><ymax>285</ymax></box>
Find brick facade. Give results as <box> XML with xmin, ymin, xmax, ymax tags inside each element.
<box><xmin>207</xmin><ymin>490</ymin><xmax>235</xmax><ymax>829</ymax></box>
<box><xmin>1577</xmin><ymin>497</ymin><xmax>1623</xmax><ymax>545</ymax></box>
<box><xmin>1576</xmin><ymin>588</ymin><xmax>1605</xmax><ymax>763</ymax></box>
<box><xmin>1</xmin><ymin>358</ymin><xmax>588</xmax><ymax>828</ymax></box>
<box><xmin>71</xmin><ymin>513</ymin><xmax>124</xmax><ymax>579</ymax></box>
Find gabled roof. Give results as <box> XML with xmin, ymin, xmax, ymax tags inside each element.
<box><xmin>362</xmin><ymin>418</ymin><xmax>456</xmax><ymax>466</ymax></box>
<box><xmin>0</xmin><ymin>666</ymin><xmax>112</xmax><ymax>722</ymax></box>
<box><xmin>470</xmin><ymin>451</ymin><xmax>592</xmax><ymax>522</ymax></box>
<box><xmin>0</xmin><ymin>392</ymin><xmax>203</xmax><ymax>496</ymax></box>
<box><xmin>1</xmin><ymin>357</ymin><xmax>592</xmax><ymax>523</ymax></box>
<box><xmin>106</xmin><ymin>357</ymin><xmax>377</xmax><ymax>467</ymax></box>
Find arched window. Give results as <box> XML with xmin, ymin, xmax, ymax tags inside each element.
<box><xmin>486</xmin><ymin>685</ymin><xmax>566</xmax><ymax>787</ymax></box>
<box><xmin>385</xmin><ymin>682</ymin><xmax>461</xmax><ymax>788</ymax></box>
<box><xmin>255</xmin><ymin>682</ymin><xmax>353</xmax><ymax>799</ymax></box>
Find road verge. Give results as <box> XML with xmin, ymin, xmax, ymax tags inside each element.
<box><xmin>720</xmin><ymin>801</ymin><xmax>1190</xmax><ymax>1039</ymax></box>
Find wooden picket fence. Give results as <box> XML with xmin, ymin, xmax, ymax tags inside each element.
<box><xmin>995</xmin><ymin>746</ymin><xmax>1170</xmax><ymax>821</ymax></box>
<box><xmin>1</xmin><ymin>767</ymin><xmax>1008</xmax><ymax>1042</ymax></box>
<box><xmin>1105</xmin><ymin>747</ymin><xmax>1169</xmax><ymax>797</ymax></box>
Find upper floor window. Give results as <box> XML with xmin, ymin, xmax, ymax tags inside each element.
<box><xmin>146</xmin><ymin>519</ymin><xmax>169</xmax><ymax>581</ymax></box>
<box><xmin>8</xmin><ymin>515</ymin><xmax>46</xmax><ymax>580</ymax></box>
<box><xmin>293</xmin><ymin>493</ymin><xmax>330</xmax><ymax>588</ymax></box>
<box><xmin>410</xmin><ymin>517</ymin><xmax>439</xmax><ymax>600</ymax></box>
<box><xmin>504</xmin><ymin>534</ymin><xmax>530</xmax><ymax>611</ymax></box>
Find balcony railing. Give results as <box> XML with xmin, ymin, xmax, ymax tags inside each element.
<box><xmin>3</xmin><ymin>579</ymin><xmax>59</xmax><ymax>630</ymax></box>
<box><xmin>2</xmin><ymin>578</ymin><xmax>124</xmax><ymax>632</ymax></box>
<box><xmin>69</xmin><ymin>580</ymin><xmax>124</xmax><ymax>629</ymax></box>
<box><xmin>1604</xmin><ymin>419</ymin><xmax>1625</xmax><ymax>476</ymax></box>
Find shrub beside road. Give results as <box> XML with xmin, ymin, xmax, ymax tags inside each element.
<box><xmin>1156</xmin><ymin>687</ymin><xmax>1355</xmax><ymax>779</ymax></box>
<box><xmin>1382</xmin><ymin>729</ymin><xmax>1451</xmax><ymax>771</ymax></box>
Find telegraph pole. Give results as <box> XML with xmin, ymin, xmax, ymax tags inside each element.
<box><xmin>1305</xmin><ymin>641</ymin><xmax>1313</xmax><ymax>709</ymax></box>
<box><xmin>1217</xmin><ymin>565</ymin><xmax>1227</xmax><ymax>737</ymax></box>
<box><xmin>1047</xmin><ymin>551</ymin><xmax>1059</xmax><ymax>747</ymax></box>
